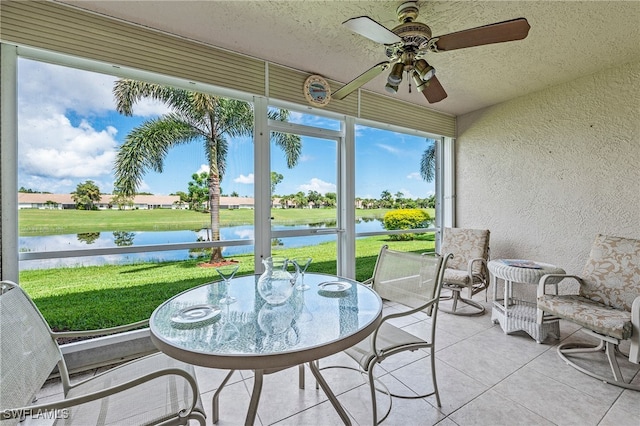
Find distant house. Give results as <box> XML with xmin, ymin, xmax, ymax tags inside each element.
<box><xmin>220</xmin><ymin>196</ymin><xmax>254</xmax><ymax>209</ymax></box>
<box><xmin>18</xmin><ymin>193</ymin><xmax>254</xmax><ymax>210</ymax></box>
<box><xmin>18</xmin><ymin>193</ymin><xmax>75</xmax><ymax>210</ymax></box>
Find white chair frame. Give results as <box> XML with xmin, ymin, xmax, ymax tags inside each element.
<box><xmin>0</xmin><ymin>280</ymin><xmax>206</xmax><ymax>425</ymax></box>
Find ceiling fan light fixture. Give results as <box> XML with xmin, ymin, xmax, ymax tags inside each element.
<box><xmin>385</xmin><ymin>82</ymin><xmax>399</xmax><ymax>93</ymax></box>
<box><xmin>412</xmin><ymin>71</ymin><xmax>427</xmax><ymax>92</ymax></box>
<box><xmin>414</xmin><ymin>59</ymin><xmax>435</xmax><ymax>81</ymax></box>
<box><xmin>387</xmin><ymin>62</ymin><xmax>404</xmax><ymax>85</ymax></box>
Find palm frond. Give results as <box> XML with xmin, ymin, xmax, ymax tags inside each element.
<box><xmin>113</xmin><ymin>79</ymin><xmax>192</xmax><ymax>116</ymax></box>
<box><xmin>213</xmin><ymin>98</ymin><xmax>253</xmax><ymax>138</ymax></box>
<box><xmin>269</xmin><ymin>108</ymin><xmax>302</xmax><ymax>168</ymax></box>
<box><xmin>420</xmin><ymin>139</ymin><xmax>437</xmax><ymax>183</ymax></box>
<box><xmin>114</xmin><ymin>116</ymin><xmax>200</xmax><ymax>195</ymax></box>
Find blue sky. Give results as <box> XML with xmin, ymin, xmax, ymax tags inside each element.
<box><xmin>17</xmin><ymin>58</ymin><xmax>434</xmax><ymax>200</ymax></box>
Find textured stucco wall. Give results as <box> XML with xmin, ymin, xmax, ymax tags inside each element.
<box><xmin>456</xmin><ymin>60</ymin><xmax>640</xmax><ymax>276</ymax></box>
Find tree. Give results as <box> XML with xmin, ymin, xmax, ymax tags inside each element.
<box><xmin>420</xmin><ymin>138</ymin><xmax>437</xmax><ymax>183</ymax></box>
<box><xmin>380</xmin><ymin>190</ymin><xmax>393</xmax><ymax>208</ymax></box>
<box><xmin>324</xmin><ymin>192</ymin><xmax>337</xmax><ymax>208</ymax></box>
<box><xmin>44</xmin><ymin>200</ymin><xmax>59</xmax><ymax>210</ymax></box>
<box><xmin>306</xmin><ymin>190</ymin><xmax>322</xmax><ymax>208</ymax></box>
<box><xmin>293</xmin><ymin>191</ymin><xmax>308</xmax><ymax>208</ymax></box>
<box><xmin>113</xmin><ymin>80</ymin><xmax>301</xmax><ymax>263</ymax></box>
<box><xmin>71</xmin><ymin>180</ymin><xmax>101</xmax><ymax>210</ymax></box>
<box><xmin>271</xmin><ymin>171</ymin><xmax>283</xmax><ymax>195</ymax></box>
<box><xmin>111</xmin><ymin>192</ymin><xmax>134</xmax><ymax>210</ymax></box>
<box><xmin>187</xmin><ymin>172</ymin><xmax>210</xmax><ymax>211</ymax></box>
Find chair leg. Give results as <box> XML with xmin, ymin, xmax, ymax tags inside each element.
<box><xmin>368</xmin><ymin>366</ymin><xmax>379</xmax><ymax>426</ymax></box>
<box><xmin>558</xmin><ymin>340</ymin><xmax>640</xmax><ymax>391</ymax></box>
<box><xmin>439</xmin><ymin>288</ymin><xmax>485</xmax><ymax>316</ymax></box>
<box><xmin>430</xmin><ymin>346</ymin><xmax>441</xmax><ymax>408</ymax></box>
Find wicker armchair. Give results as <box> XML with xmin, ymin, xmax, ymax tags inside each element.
<box><xmin>438</xmin><ymin>227</ymin><xmax>491</xmax><ymax>315</ymax></box>
<box><xmin>334</xmin><ymin>246</ymin><xmax>452</xmax><ymax>424</ymax></box>
<box><xmin>537</xmin><ymin>235</ymin><xmax>640</xmax><ymax>390</ymax></box>
<box><xmin>0</xmin><ymin>281</ymin><xmax>206</xmax><ymax>425</ymax></box>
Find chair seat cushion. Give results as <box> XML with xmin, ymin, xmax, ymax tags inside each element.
<box><xmin>60</xmin><ymin>353</ymin><xmax>204</xmax><ymax>425</ymax></box>
<box><xmin>537</xmin><ymin>294</ymin><xmax>632</xmax><ymax>340</ymax></box>
<box><xmin>443</xmin><ymin>268</ymin><xmax>471</xmax><ymax>286</ymax></box>
<box><xmin>343</xmin><ymin>322</ymin><xmax>430</xmax><ymax>370</ymax></box>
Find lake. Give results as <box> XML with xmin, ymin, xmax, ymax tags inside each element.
<box><xmin>19</xmin><ymin>220</ymin><xmax>388</xmax><ymax>270</ymax></box>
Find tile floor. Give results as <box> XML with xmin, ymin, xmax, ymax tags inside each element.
<box><xmin>34</xmin><ymin>295</ymin><xmax>640</xmax><ymax>425</ymax></box>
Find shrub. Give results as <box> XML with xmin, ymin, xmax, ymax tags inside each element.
<box><xmin>383</xmin><ymin>209</ymin><xmax>431</xmax><ymax>241</ymax></box>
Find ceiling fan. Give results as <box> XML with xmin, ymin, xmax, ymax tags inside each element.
<box><xmin>332</xmin><ymin>1</ymin><xmax>531</xmax><ymax>104</ymax></box>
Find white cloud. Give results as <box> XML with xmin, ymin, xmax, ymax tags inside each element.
<box><xmin>19</xmin><ymin>114</ymin><xmax>118</xmax><ymax>181</ymax></box>
<box><xmin>234</xmin><ymin>174</ymin><xmax>254</xmax><ymax>184</ymax></box>
<box><xmin>376</xmin><ymin>143</ymin><xmax>401</xmax><ymax>154</ymax></box>
<box><xmin>299</xmin><ymin>154</ymin><xmax>313</xmax><ymax>162</ymax></box>
<box><xmin>16</xmin><ymin>58</ymin><xmax>172</xmax><ymax>193</ymax></box>
<box><xmin>298</xmin><ymin>178</ymin><xmax>336</xmax><ymax>195</ymax></box>
<box><xmin>196</xmin><ymin>164</ymin><xmax>210</xmax><ymax>174</ymax></box>
<box><xmin>18</xmin><ymin>58</ymin><xmax>116</xmax><ymax>116</ymax></box>
<box><xmin>407</xmin><ymin>172</ymin><xmax>421</xmax><ymax>180</ymax></box>
<box><xmin>129</xmin><ymin>98</ymin><xmax>171</xmax><ymax>117</ymax></box>
<box><xmin>287</xmin><ymin>111</ymin><xmax>304</xmax><ymax>123</ymax></box>
<box><xmin>398</xmin><ymin>188</ymin><xmax>414</xmax><ymax>199</ymax></box>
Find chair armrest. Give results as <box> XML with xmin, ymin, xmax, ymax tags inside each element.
<box><xmin>0</xmin><ymin>367</ymin><xmax>199</xmax><ymax>421</ymax></box>
<box><xmin>467</xmin><ymin>257</ymin><xmax>488</xmax><ymax>277</ymax></box>
<box><xmin>537</xmin><ymin>274</ymin><xmax>582</xmax><ymax>298</ymax></box>
<box><xmin>630</xmin><ymin>296</ymin><xmax>640</xmax><ymax>364</ymax></box>
<box><xmin>370</xmin><ymin>297</ymin><xmax>438</xmax><ymax>355</ymax></box>
<box><xmin>361</xmin><ymin>277</ymin><xmax>373</xmax><ymax>287</ymax></box>
<box><xmin>51</xmin><ymin>319</ymin><xmax>149</xmax><ymax>339</ymax></box>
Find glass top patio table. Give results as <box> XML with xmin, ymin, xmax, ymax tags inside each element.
<box><xmin>150</xmin><ymin>272</ymin><xmax>382</xmax><ymax>425</ymax></box>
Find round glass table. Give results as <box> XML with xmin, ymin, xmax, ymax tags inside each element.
<box><xmin>150</xmin><ymin>273</ymin><xmax>382</xmax><ymax>425</ymax></box>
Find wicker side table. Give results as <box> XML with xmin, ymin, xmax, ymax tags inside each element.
<box><xmin>488</xmin><ymin>260</ymin><xmax>565</xmax><ymax>343</ymax></box>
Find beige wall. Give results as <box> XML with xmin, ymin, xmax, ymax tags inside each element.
<box><xmin>456</xmin><ymin>60</ymin><xmax>640</xmax><ymax>275</ymax></box>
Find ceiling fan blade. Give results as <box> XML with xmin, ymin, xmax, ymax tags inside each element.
<box><xmin>434</xmin><ymin>18</ymin><xmax>530</xmax><ymax>51</ymax></box>
<box><xmin>343</xmin><ymin>16</ymin><xmax>402</xmax><ymax>45</ymax></box>
<box><xmin>332</xmin><ymin>62</ymin><xmax>391</xmax><ymax>100</ymax></box>
<box><xmin>422</xmin><ymin>76</ymin><xmax>448</xmax><ymax>104</ymax></box>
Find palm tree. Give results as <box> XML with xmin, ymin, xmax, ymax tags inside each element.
<box><xmin>420</xmin><ymin>138</ymin><xmax>437</xmax><ymax>182</ymax></box>
<box><xmin>113</xmin><ymin>80</ymin><xmax>301</xmax><ymax>263</ymax></box>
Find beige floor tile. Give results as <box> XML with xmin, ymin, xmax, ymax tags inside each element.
<box><xmin>492</xmin><ymin>364</ymin><xmax>614</xmax><ymax>425</ymax></box>
<box><xmin>427</xmin><ymin>359</ymin><xmax>489</xmax><ymax>416</ymax></box>
<box><xmin>448</xmin><ymin>389</ymin><xmax>554</xmax><ymax>426</ymax></box>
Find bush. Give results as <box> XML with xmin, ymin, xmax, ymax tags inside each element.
<box><xmin>383</xmin><ymin>209</ymin><xmax>431</xmax><ymax>241</ymax></box>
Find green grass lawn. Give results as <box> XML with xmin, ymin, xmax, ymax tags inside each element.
<box><xmin>18</xmin><ymin>207</ymin><xmax>434</xmax><ymax>235</ymax></box>
<box><xmin>20</xmin><ymin>234</ymin><xmax>435</xmax><ymax>331</ymax></box>
<box><xmin>18</xmin><ymin>207</ymin><xmax>436</xmax><ymax>331</ymax></box>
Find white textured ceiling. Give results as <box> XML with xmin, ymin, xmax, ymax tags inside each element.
<box><xmin>59</xmin><ymin>1</ymin><xmax>640</xmax><ymax>116</ymax></box>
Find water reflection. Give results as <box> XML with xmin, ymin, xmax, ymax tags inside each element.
<box><xmin>113</xmin><ymin>231</ymin><xmax>135</xmax><ymax>246</ymax></box>
<box><xmin>77</xmin><ymin>232</ymin><xmax>100</xmax><ymax>244</ymax></box>
<box><xmin>19</xmin><ymin>221</ymin><xmax>390</xmax><ymax>270</ymax></box>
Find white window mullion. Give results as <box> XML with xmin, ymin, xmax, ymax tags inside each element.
<box><xmin>338</xmin><ymin>117</ymin><xmax>356</xmax><ymax>278</ymax></box>
<box><xmin>1</xmin><ymin>43</ymin><xmax>19</xmax><ymax>282</ymax></box>
<box><xmin>253</xmin><ymin>96</ymin><xmax>271</xmax><ymax>273</ymax></box>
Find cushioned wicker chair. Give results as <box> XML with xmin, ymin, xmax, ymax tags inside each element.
<box><xmin>537</xmin><ymin>235</ymin><xmax>640</xmax><ymax>391</ymax></box>
<box><xmin>336</xmin><ymin>246</ymin><xmax>451</xmax><ymax>424</ymax></box>
<box><xmin>0</xmin><ymin>280</ymin><xmax>206</xmax><ymax>425</ymax></box>
<box><xmin>438</xmin><ymin>227</ymin><xmax>490</xmax><ymax>315</ymax></box>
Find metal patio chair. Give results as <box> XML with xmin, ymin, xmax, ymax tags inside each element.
<box><xmin>0</xmin><ymin>280</ymin><xmax>206</xmax><ymax>425</ymax></box>
<box><xmin>537</xmin><ymin>234</ymin><xmax>640</xmax><ymax>390</ymax></box>
<box><xmin>330</xmin><ymin>246</ymin><xmax>451</xmax><ymax>424</ymax></box>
